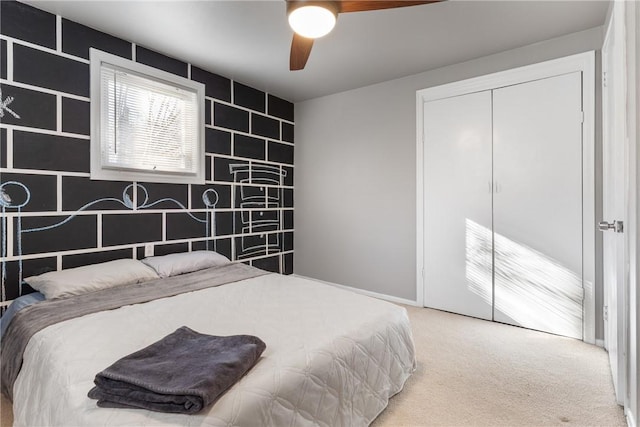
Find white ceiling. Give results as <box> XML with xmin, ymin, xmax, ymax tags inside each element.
<box><xmin>24</xmin><ymin>0</ymin><xmax>609</xmax><ymax>102</ymax></box>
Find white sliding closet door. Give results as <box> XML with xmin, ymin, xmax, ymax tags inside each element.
<box><xmin>424</xmin><ymin>91</ymin><xmax>493</xmax><ymax>320</ymax></box>
<box><xmin>492</xmin><ymin>72</ymin><xmax>584</xmax><ymax>339</ymax></box>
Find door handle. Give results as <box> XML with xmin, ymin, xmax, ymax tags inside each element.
<box><xmin>598</xmin><ymin>220</ymin><xmax>623</xmax><ymax>233</ymax></box>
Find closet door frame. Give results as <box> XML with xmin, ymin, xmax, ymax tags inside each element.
<box><xmin>416</xmin><ymin>51</ymin><xmax>596</xmax><ymax>344</ymax></box>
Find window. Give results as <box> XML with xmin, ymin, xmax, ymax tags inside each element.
<box><xmin>90</xmin><ymin>49</ymin><xmax>205</xmax><ymax>184</ymax></box>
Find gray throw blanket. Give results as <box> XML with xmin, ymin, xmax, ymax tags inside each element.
<box><xmin>1</xmin><ymin>263</ymin><xmax>268</xmax><ymax>401</ymax></box>
<box><xmin>88</xmin><ymin>326</ymin><xmax>266</xmax><ymax>414</ymax></box>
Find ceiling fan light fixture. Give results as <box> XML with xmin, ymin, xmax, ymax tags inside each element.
<box><xmin>288</xmin><ymin>5</ymin><xmax>337</xmax><ymax>38</ymax></box>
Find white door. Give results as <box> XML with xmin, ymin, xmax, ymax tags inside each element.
<box><xmin>601</xmin><ymin>2</ymin><xmax>627</xmax><ymax>404</ymax></box>
<box><xmin>492</xmin><ymin>73</ymin><xmax>584</xmax><ymax>339</ymax></box>
<box><xmin>423</xmin><ymin>91</ymin><xmax>493</xmax><ymax>320</ymax></box>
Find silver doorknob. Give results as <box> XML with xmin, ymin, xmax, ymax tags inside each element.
<box><xmin>598</xmin><ymin>220</ymin><xmax>624</xmax><ymax>233</ymax></box>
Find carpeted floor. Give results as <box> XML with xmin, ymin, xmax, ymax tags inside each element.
<box><xmin>373</xmin><ymin>306</ymin><xmax>626</xmax><ymax>426</ymax></box>
<box><xmin>0</xmin><ymin>306</ymin><xmax>626</xmax><ymax>426</ymax></box>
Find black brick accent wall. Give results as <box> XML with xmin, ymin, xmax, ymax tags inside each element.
<box><xmin>63</xmin><ymin>248</ymin><xmax>134</xmax><ymax>269</ymax></box>
<box><xmin>205</xmin><ymin>128</ymin><xmax>232</xmax><ymax>155</ymax></box>
<box><xmin>13</xmin><ymin>131</ymin><xmax>90</xmax><ymax>173</ymax></box>
<box><xmin>136</xmin><ymin>46</ymin><xmax>188</xmax><ymax>77</ymax></box>
<box><xmin>214</xmin><ymin>103</ymin><xmax>249</xmax><ymax>132</ymax></box>
<box><xmin>61</xmin><ymin>98</ymin><xmax>90</xmax><ymax>135</ymax></box>
<box><xmin>17</xmin><ymin>215</ymin><xmax>98</xmax><ymax>254</ymax></box>
<box><xmin>0</xmin><ymin>129</ymin><xmax>6</xmax><ymax>168</ymax></box>
<box><xmin>192</xmin><ymin>66</ymin><xmax>231</xmax><ymax>101</ymax></box>
<box><xmin>0</xmin><ymin>40</ymin><xmax>6</xmax><ymax>80</ymax></box>
<box><xmin>252</xmin><ymin>114</ymin><xmax>280</xmax><ymax>139</ymax></box>
<box><xmin>62</xmin><ymin>177</ymin><xmax>132</xmax><ymax>211</ymax></box>
<box><xmin>0</xmin><ymin>1</ymin><xmax>56</xmax><ymax>49</ymax></box>
<box><xmin>102</xmin><ymin>214</ymin><xmax>163</xmax><ymax>246</ymax></box>
<box><xmin>1</xmin><ymin>173</ymin><xmax>57</xmax><ymax>212</ymax></box>
<box><xmin>0</xmin><ymin>84</ymin><xmax>56</xmax><ymax>130</ymax></box>
<box><xmin>166</xmin><ymin>213</ymin><xmax>208</xmax><ymax>240</ymax></box>
<box><xmin>234</xmin><ymin>82</ymin><xmax>265</xmax><ymax>112</ymax></box>
<box><xmin>268</xmin><ymin>94</ymin><xmax>294</xmax><ymax>121</ymax></box>
<box><xmin>0</xmin><ymin>1</ymin><xmax>295</xmax><ymax>302</ymax></box>
<box><xmin>268</xmin><ymin>142</ymin><xmax>294</xmax><ymax>165</ymax></box>
<box><xmin>62</xmin><ymin>18</ymin><xmax>131</xmax><ymax>60</ymax></box>
<box><xmin>14</xmin><ymin>44</ymin><xmax>90</xmax><ymax>97</ymax></box>
<box><xmin>234</xmin><ymin>134</ymin><xmax>265</xmax><ymax>160</ymax></box>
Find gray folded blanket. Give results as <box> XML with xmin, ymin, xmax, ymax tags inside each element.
<box><xmin>88</xmin><ymin>326</ymin><xmax>266</xmax><ymax>414</ymax></box>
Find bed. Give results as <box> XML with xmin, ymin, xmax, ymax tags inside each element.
<box><xmin>1</xmin><ymin>255</ymin><xmax>416</xmax><ymax>426</ymax></box>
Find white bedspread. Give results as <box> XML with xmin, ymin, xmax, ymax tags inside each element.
<box><xmin>12</xmin><ymin>273</ymin><xmax>416</xmax><ymax>426</ymax></box>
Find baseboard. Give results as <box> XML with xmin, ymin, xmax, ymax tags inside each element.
<box><xmin>626</xmin><ymin>407</ymin><xmax>636</xmax><ymax>427</ymax></box>
<box><xmin>596</xmin><ymin>339</ymin><xmax>605</xmax><ymax>348</ymax></box>
<box><xmin>292</xmin><ymin>274</ymin><xmax>421</xmax><ymax>307</ymax></box>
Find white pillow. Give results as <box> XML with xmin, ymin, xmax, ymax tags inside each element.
<box><xmin>142</xmin><ymin>251</ymin><xmax>231</xmax><ymax>278</ymax></box>
<box><xmin>24</xmin><ymin>259</ymin><xmax>159</xmax><ymax>300</ymax></box>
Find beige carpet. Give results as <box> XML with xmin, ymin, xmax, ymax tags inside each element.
<box><xmin>373</xmin><ymin>306</ymin><xmax>626</xmax><ymax>426</ymax></box>
<box><xmin>0</xmin><ymin>306</ymin><xmax>626</xmax><ymax>426</ymax></box>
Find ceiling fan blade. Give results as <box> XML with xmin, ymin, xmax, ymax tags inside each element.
<box><xmin>290</xmin><ymin>33</ymin><xmax>314</xmax><ymax>70</ymax></box>
<box><xmin>338</xmin><ymin>0</ymin><xmax>441</xmax><ymax>13</ymax></box>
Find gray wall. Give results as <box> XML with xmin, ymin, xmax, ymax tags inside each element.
<box><xmin>632</xmin><ymin>3</ymin><xmax>640</xmax><ymax>418</ymax></box>
<box><xmin>628</xmin><ymin>0</ymin><xmax>639</xmax><ymax>422</ymax></box>
<box><xmin>294</xmin><ymin>27</ymin><xmax>604</xmax><ymax>323</ymax></box>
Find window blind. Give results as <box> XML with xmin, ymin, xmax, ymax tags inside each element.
<box><xmin>100</xmin><ymin>64</ymin><xmax>199</xmax><ymax>175</ymax></box>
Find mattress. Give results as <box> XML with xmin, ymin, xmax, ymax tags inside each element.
<box><xmin>11</xmin><ymin>272</ymin><xmax>416</xmax><ymax>426</ymax></box>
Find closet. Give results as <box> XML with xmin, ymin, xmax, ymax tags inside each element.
<box><xmin>418</xmin><ymin>53</ymin><xmax>595</xmax><ymax>341</ymax></box>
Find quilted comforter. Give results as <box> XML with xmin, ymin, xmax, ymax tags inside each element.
<box><xmin>11</xmin><ymin>272</ymin><xmax>416</xmax><ymax>426</ymax></box>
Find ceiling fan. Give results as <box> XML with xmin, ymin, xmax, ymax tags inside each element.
<box><xmin>287</xmin><ymin>0</ymin><xmax>442</xmax><ymax>70</ymax></box>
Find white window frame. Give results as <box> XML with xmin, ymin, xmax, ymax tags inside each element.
<box><xmin>90</xmin><ymin>48</ymin><xmax>205</xmax><ymax>184</ymax></box>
